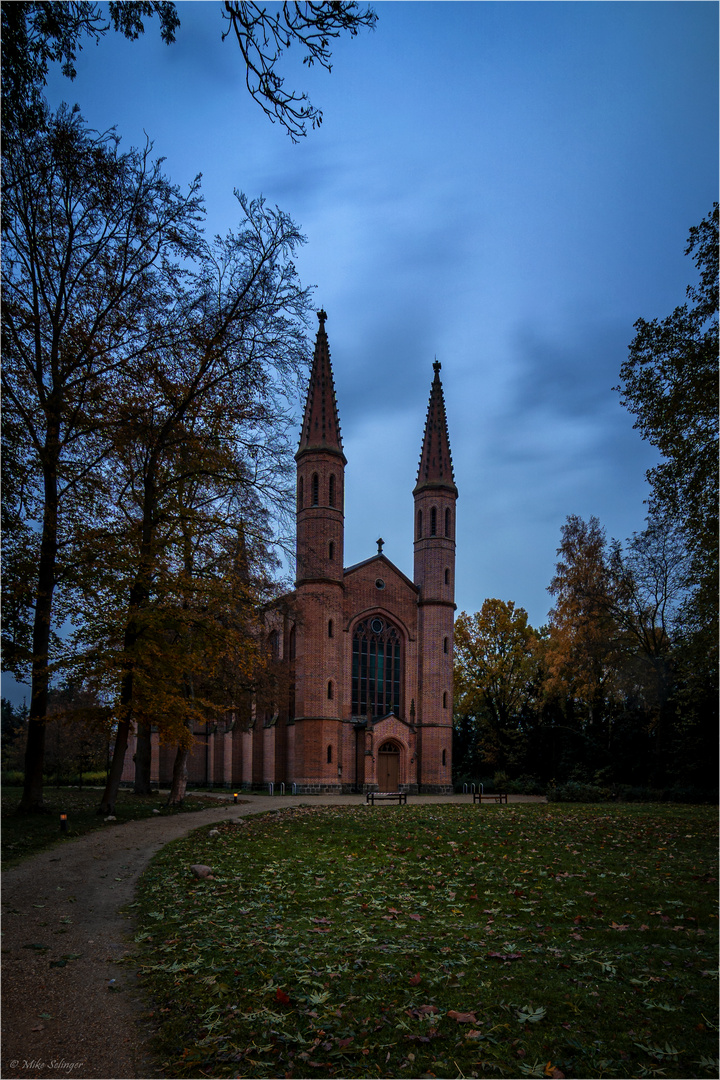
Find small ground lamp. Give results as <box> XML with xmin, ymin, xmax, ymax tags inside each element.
<box><xmin>60</xmin><ymin>813</ymin><xmax>68</xmax><ymax>833</ymax></box>
<box><xmin>233</xmin><ymin>792</ymin><xmax>238</xmax><ymax>804</ymax></box>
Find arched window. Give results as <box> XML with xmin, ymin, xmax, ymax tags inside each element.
<box><xmin>311</xmin><ymin>473</ymin><xmax>319</xmax><ymax>506</ymax></box>
<box><xmin>298</xmin><ymin>476</ymin><xmax>303</xmax><ymax>509</ymax></box>
<box><xmin>442</xmin><ymin>749</ymin><xmax>447</xmax><ymax>766</ymax></box>
<box><xmin>442</xmin><ymin>691</ymin><xmax>447</xmax><ymax>709</ymax></box>
<box><xmin>328</xmin><ymin>540</ymin><xmax>334</xmax><ymax>561</ymax></box>
<box><xmin>445</xmin><ymin>507</ymin><xmax>451</xmax><ymax>537</ymax></box>
<box><xmin>329</xmin><ymin>474</ymin><xmax>335</xmax><ymax>507</ymax></box>
<box><xmin>327</xmin><ymin>744</ymin><xmax>333</xmax><ymax>763</ymax></box>
<box><xmin>352</xmin><ymin>617</ymin><xmax>402</xmax><ymax>718</ymax></box>
<box><xmin>328</xmin><ymin>619</ymin><xmax>333</xmax><ymax>638</ymax></box>
<box><xmin>327</xmin><ymin>680</ymin><xmax>333</xmax><ymax>700</ymax></box>
<box><xmin>443</xmin><ymin>636</ymin><xmax>448</xmax><ymax>654</ymax></box>
<box><xmin>430</xmin><ymin>507</ymin><xmax>437</xmax><ymax>536</ymax></box>
<box><xmin>289</xmin><ymin>626</ymin><xmax>296</xmax><ymax>660</ymax></box>
<box><xmin>417</xmin><ymin>509</ymin><xmax>423</xmax><ymax>539</ymax></box>
<box><xmin>444</xmin><ymin>567</ymin><xmax>450</xmax><ymax>585</ymax></box>
<box><xmin>268</xmin><ymin>629</ymin><xmax>279</xmax><ymax>659</ymax></box>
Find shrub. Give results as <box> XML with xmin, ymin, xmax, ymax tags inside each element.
<box><xmin>547</xmin><ymin>781</ymin><xmax>719</xmax><ymax>804</ymax></box>
<box><xmin>546</xmin><ymin>781</ymin><xmax>613</xmax><ymax>802</ymax></box>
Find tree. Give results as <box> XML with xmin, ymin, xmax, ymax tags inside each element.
<box><xmin>545</xmin><ymin>512</ymin><xmax>707</xmax><ymax>786</ymax></box>
<box><xmin>1</xmin><ymin>698</ymin><xmax>29</xmax><ymax>773</ymax></box>
<box><xmin>454</xmin><ymin>600</ymin><xmax>540</xmax><ymax>773</ymax></box>
<box><xmin>1</xmin><ymin>2</ymin><xmax>180</xmax><ymax>134</ymax></box>
<box><xmin>545</xmin><ymin>515</ymin><xmax>624</xmax><ymax>766</ymax></box>
<box><xmin>1</xmin><ymin>107</ymin><xmax>203</xmax><ymax>809</ymax></box>
<box><xmin>2</xmin><ymin>1</ymin><xmax>377</xmax><ymax>140</ymax></box>
<box><xmin>616</xmin><ymin>205</ymin><xmax>718</xmax><ymax>784</ymax></box>
<box><xmin>77</xmin><ymin>194</ymin><xmax>311</xmax><ymax>813</ymax></box>
<box><xmin>43</xmin><ymin>684</ymin><xmax>113</xmax><ymax>787</ymax></box>
<box><xmin>616</xmin><ymin>205</ymin><xmax>718</xmax><ymax>648</ymax></box>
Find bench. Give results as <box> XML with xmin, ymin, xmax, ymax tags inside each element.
<box><xmin>472</xmin><ymin>791</ymin><xmax>508</xmax><ymax>804</ymax></box>
<box><xmin>366</xmin><ymin>791</ymin><xmax>407</xmax><ymax>805</ymax></box>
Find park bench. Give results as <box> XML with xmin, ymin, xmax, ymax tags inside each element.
<box><xmin>472</xmin><ymin>791</ymin><xmax>508</xmax><ymax>804</ymax></box>
<box><xmin>366</xmin><ymin>791</ymin><xmax>407</xmax><ymax>805</ymax></box>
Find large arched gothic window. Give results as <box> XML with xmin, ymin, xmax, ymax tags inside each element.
<box><xmin>352</xmin><ymin>617</ymin><xmax>402</xmax><ymax>718</ymax></box>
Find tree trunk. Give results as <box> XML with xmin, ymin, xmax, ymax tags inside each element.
<box><xmin>133</xmin><ymin>720</ymin><xmax>153</xmax><ymax>794</ymax></box>
<box><xmin>167</xmin><ymin>740</ymin><xmax>189</xmax><ymax>806</ymax></box>
<box><xmin>98</xmin><ymin>612</ymin><xmax>141</xmax><ymax>814</ymax></box>
<box><xmin>19</xmin><ymin>449</ymin><xmax>59</xmax><ymax>812</ymax></box>
<box><xmin>102</xmin><ymin>473</ymin><xmax>157</xmax><ymax>812</ymax></box>
<box><xmin>98</xmin><ymin>708</ymin><xmax>131</xmax><ymax>816</ymax></box>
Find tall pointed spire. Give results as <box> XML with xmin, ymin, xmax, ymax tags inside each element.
<box><xmin>296</xmin><ymin>309</ymin><xmax>346</xmax><ymax>462</ymax></box>
<box><xmin>414</xmin><ymin>360</ymin><xmax>457</xmax><ymax>495</ymax></box>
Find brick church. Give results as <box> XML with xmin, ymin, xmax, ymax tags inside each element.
<box><xmin>126</xmin><ymin>311</ymin><xmax>457</xmax><ymax>793</ymax></box>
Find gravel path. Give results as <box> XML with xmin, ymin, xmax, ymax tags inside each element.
<box><xmin>1</xmin><ymin>793</ymin><xmax>545</xmax><ymax>1080</ymax></box>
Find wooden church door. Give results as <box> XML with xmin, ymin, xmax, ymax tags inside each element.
<box><xmin>377</xmin><ymin>741</ymin><xmax>400</xmax><ymax>791</ymax></box>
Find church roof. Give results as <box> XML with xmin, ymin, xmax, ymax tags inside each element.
<box><xmin>343</xmin><ymin>552</ymin><xmax>419</xmax><ymax>593</ymax></box>
<box><xmin>296</xmin><ymin>309</ymin><xmax>346</xmax><ymax>462</ymax></box>
<box><xmin>413</xmin><ymin>361</ymin><xmax>457</xmax><ymax>496</ymax></box>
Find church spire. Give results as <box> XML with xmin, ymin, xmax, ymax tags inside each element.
<box><xmin>414</xmin><ymin>360</ymin><xmax>457</xmax><ymax>495</ymax></box>
<box><xmin>296</xmin><ymin>309</ymin><xmax>346</xmax><ymax>462</ymax></box>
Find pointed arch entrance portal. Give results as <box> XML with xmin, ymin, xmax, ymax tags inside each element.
<box><xmin>377</xmin><ymin>740</ymin><xmax>400</xmax><ymax>792</ymax></box>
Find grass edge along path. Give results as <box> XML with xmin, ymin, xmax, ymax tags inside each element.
<box><xmin>132</xmin><ymin>802</ymin><xmax>719</xmax><ymax>1079</ymax></box>
<box><xmin>1</xmin><ymin>789</ymin><xmax>235</xmax><ymax>868</ymax></box>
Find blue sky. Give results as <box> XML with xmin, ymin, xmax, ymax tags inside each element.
<box><xmin>38</xmin><ymin>1</ymin><xmax>718</xmax><ymax>632</ymax></box>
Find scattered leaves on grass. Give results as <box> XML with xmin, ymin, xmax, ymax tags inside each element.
<box><xmin>133</xmin><ymin>803</ymin><xmax>718</xmax><ymax>1079</ymax></box>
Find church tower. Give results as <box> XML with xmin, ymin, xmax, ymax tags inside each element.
<box><xmin>293</xmin><ymin>310</ymin><xmax>346</xmax><ymax>791</ymax></box>
<box><xmin>413</xmin><ymin>361</ymin><xmax>457</xmax><ymax>793</ymax></box>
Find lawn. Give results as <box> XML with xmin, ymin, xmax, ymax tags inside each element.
<box><xmin>132</xmin><ymin>803</ymin><xmax>718</xmax><ymax>1079</ymax></box>
<box><xmin>1</xmin><ymin>788</ymin><xmax>226</xmax><ymax>868</ymax></box>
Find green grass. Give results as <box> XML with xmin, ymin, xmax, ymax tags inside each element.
<box><xmin>1</xmin><ymin>788</ymin><xmax>227</xmax><ymax>868</ymax></box>
<box><xmin>132</xmin><ymin>804</ymin><xmax>719</xmax><ymax>1079</ymax></box>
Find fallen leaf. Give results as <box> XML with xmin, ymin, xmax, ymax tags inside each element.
<box><xmin>408</xmin><ymin>973</ymin><xmax>422</xmax><ymax>985</ymax></box>
<box><xmin>275</xmin><ymin>988</ymin><xmax>291</xmax><ymax>1005</ymax></box>
<box><xmin>447</xmin><ymin>1010</ymin><xmax>477</xmax><ymax>1023</ymax></box>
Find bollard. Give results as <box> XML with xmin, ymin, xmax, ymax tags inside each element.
<box><xmin>268</xmin><ymin>782</ymin><xmax>274</xmax><ymax>796</ymax></box>
<box><xmin>462</xmin><ymin>783</ymin><xmax>468</xmax><ymax>794</ymax></box>
<box><xmin>280</xmin><ymin>782</ymin><xmax>285</xmax><ymax>795</ymax></box>
<box><xmin>292</xmin><ymin>783</ymin><xmax>297</xmax><ymax>795</ymax></box>
<box><xmin>470</xmin><ymin>783</ymin><xmax>475</xmax><ymax>794</ymax></box>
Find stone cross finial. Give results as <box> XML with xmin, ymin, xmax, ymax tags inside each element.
<box><xmin>377</xmin><ymin>537</ymin><xmax>384</xmax><ymax>554</ymax></box>
<box><xmin>317</xmin><ymin>308</ymin><xmax>327</xmax><ymax>324</ymax></box>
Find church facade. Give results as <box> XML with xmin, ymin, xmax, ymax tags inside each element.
<box><xmin>275</xmin><ymin>310</ymin><xmax>457</xmax><ymax>793</ymax></box>
<box><xmin>124</xmin><ymin>311</ymin><xmax>457</xmax><ymax>793</ymax></box>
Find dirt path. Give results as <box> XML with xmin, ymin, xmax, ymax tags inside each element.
<box><xmin>1</xmin><ymin>793</ymin><xmax>545</xmax><ymax>1080</ymax></box>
